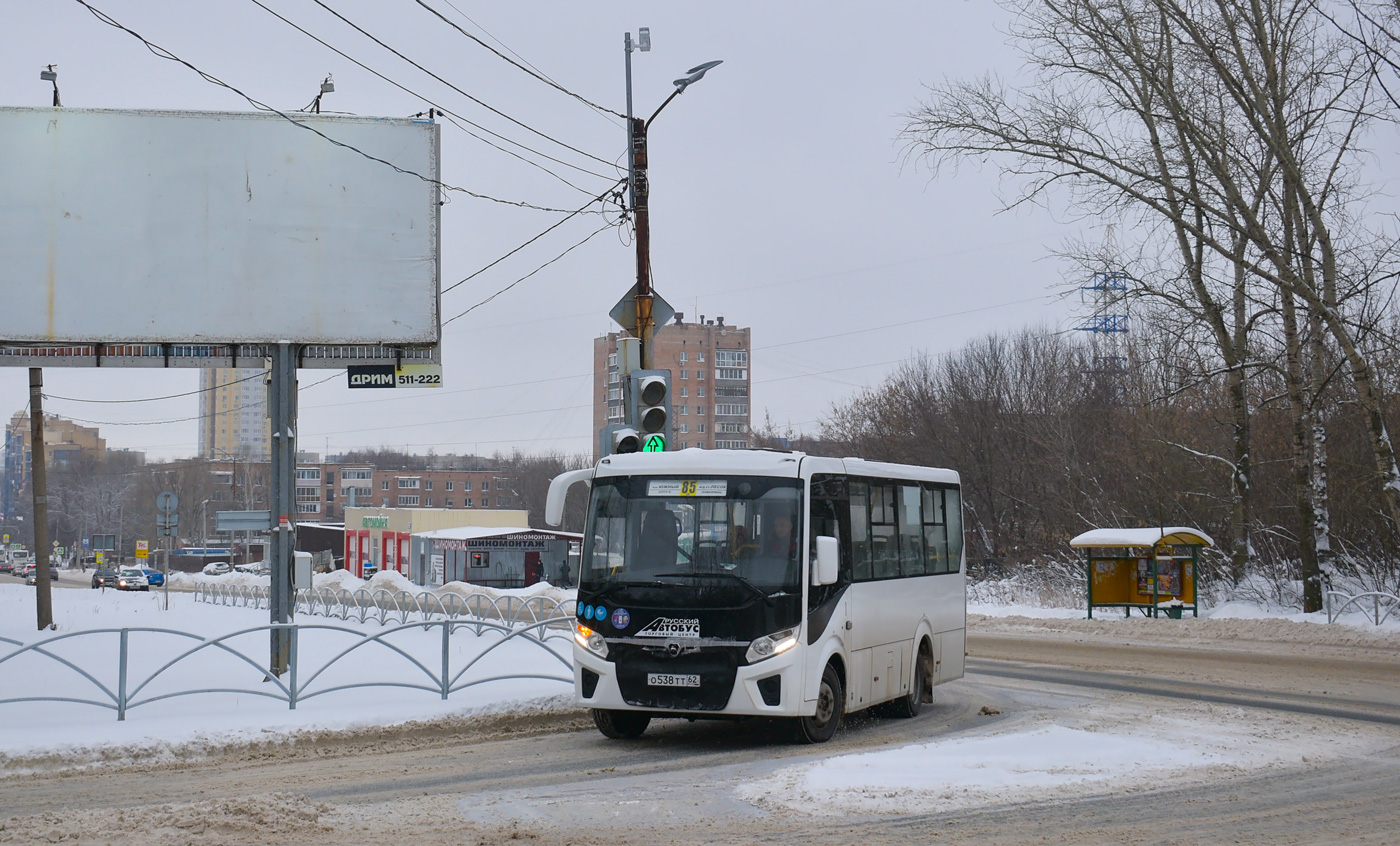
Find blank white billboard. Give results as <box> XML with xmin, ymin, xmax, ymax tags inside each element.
<box><xmin>0</xmin><ymin>107</ymin><xmax>439</xmax><ymax>346</ymax></box>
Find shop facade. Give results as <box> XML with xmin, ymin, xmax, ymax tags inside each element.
<box><xmin>414</xmin><ymin>527</ymin><xmax>582</xmax><ymax>589</ymax></box>
<box><xmin>343</xmin><ymin>507</ymin><xmax>528</xmax><ymax>578</ymax></box>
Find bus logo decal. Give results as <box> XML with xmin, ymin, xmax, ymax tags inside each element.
<box><xmin>636</xmin><ymin>618</ymin><xmax>700</xmax><ymax>639</ymax></box>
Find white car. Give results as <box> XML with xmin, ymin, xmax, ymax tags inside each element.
<box><xmin>116</xmin><ymin>568</ymin><xmax>149</xmax><ymax>591</ymax></box>
<box><xmin>202</xmin><ymin>561</ymin><xmax>231</xmax><ymax>575</ymax></box>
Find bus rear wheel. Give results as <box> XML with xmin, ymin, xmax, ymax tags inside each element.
<box><xmin>795</xmin><ymin>663</ymin><xmax>843</xmax><ymax>744</ymax></box>
<box><xmin>593</xmin><ymin>708</ymin><xmax>650</xmax><ymax>739</ymax></box>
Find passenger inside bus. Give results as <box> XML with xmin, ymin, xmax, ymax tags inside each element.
<box><xmin>763</xmin><ymin>512</ymin><xmax>798</xmax><ymax>559</ymax></box>
<box><xmin>730</xmin><ymin>525</ymin><xmax>758</xmax><ymax>560</ymax></box>
<box><xmin>746</xmin><ymin>509</ymin><xmax>798</xmax><ymax>585</ymax></box>
<box><xmin>636</xmin><ymin>507</ymin><xmax>680</xmax><ymax>568</ymax></box>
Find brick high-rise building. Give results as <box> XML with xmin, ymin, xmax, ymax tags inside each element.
<box><xmin>592</xmin><ymin>314</ymin><xmax>751</xmax><ymax>459</ymax></box>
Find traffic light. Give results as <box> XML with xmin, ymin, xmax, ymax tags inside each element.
<box><xmin>600</xmin><ymin>424</ymin><xmax>641</xmax><ymax>457</ymax></box>
<box><xmin>628</xmin><ymin>370</ymin><xmax>671</xmax><ymax>452</ymax></box>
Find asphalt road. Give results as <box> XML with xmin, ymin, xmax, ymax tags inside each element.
<box><xmin>2</xmin><ymin>624</ymin><xmax>1397</xmax><ymax>845</ymax></box>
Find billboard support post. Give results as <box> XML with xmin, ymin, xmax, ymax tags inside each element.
<box><xmin>29</xmin><ymin>368</ymin><xmax>53</xmax><ymax>630</ymax></box>
<box><xmin>268</xmin><ymin>343</ymin><xmax>298</xmax><ymax>676</ymax></box>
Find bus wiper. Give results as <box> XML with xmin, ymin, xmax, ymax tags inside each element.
<box><xmin>580</xmin><ymin>579</ymin><xmax>670</xmax><ymax>605</ymax></box>
<box><xmin>653</xmin><ymin>571</ymin><xmax>775</xmax><ymax>605</ymax></box>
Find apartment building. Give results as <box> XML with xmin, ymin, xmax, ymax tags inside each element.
<box><xmin>199</xmin><ymin>368</ymin><xmax>270</xmax><ymax>462</ymax></box>
<box><xmin>370</xmin><ymin>468</ymin><xmax>517</xmax><ymax>512</ymax></box>
<box><xmin>4</xmin><ymin>412</ymin><xmax>108</xmax><ymax>518</ymax></box>
<box><xmin>592</xmin><ymin>314</ymin><xmax>752</xmax><ymax>458</ymax></box>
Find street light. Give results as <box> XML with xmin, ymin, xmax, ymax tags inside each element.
<box><xmin>620</xmin><ymin>28</ymin><xmax>722</xmax><ymax>372</ymax></box>
<box><xmin>40</xmin><ymin>64</ymin><xmax>59</xmax><ymax>107</ymax></box>
<box><xmin>648</xmin><ymin>60</ymin><xmax>724</xmax><ymax>123</ymax></box>
<box><xmin>201</xmin><ymin>499</ymin><xmax>213</xmax><ymax>546</ymax></box>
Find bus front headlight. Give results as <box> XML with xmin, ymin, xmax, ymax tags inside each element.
<box><xmin>574</xmin><ymin>623</ymin><xmax>609</xmax><ymax>658</ymax></box>
<box><xmin>746</xmin><ymin>627</ymin><xmax>798</xmax><ymax>663</ymax></box>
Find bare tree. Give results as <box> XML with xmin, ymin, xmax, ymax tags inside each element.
<box><xmin>901</xmin><ymin>0</ymin><xmax>1398</xmax><ymax>609</ymax></box>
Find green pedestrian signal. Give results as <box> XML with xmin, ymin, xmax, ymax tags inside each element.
<box><xmin>642</xmin><ymin>434</ymin><xmax>666</xmax><ymax>453</ymax></box>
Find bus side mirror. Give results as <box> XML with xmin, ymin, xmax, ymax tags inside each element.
<box><xmin>813</xmin><ymin>536</ymin><xmax>838</xmax><ymax>586</ymax></box>
<box><xmin>545</xmin><ymin>468</ymin><xmax>593</xmax><ymax>527</ymax></box>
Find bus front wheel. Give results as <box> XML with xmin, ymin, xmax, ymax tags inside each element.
<box><xmin>593</xmin><ymin>708</ymin><xmax>650</xmax><ymax>739</ymax></box>
<box><xmin>795</xmin><ymin>664</ymin><xmax>843</xmax><ymax>744</ymax></box>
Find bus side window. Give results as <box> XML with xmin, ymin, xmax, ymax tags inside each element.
<box><xmin>870</xmin><ymin>484</ymin><xmax>898</xmax><ymax>579</ymax></box>
<box><xmin>809</xmin><ymin>473</ymin><xmax>852</xmax><ymax>588</ymax></box>
<box><xmin>922</xmin><ymin>485</ymin><xmax>949</xmax><ymax>574</ymax></box>
<box><xmin>850</xmin><ymin>482</ymin><xmax>871</xmax><ymax>582</ymax></box>
<box><xmin>898</xmin><ymin>484</ymin><xmax>925</xmax><ymax>576</ymax></box>
<box><xmin>945</xmin><ymin>487</ymin><xmax>964</xmax><ymax>571</ymax></box>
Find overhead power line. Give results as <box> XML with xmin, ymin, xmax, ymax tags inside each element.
<box><xmin>308</xmin><ymin>402</ymin><xmax>593</xmax><ymax>438</ymax></box>
<box><xmin>436</xmin><ymin>0</ymin><xmax>620</xmax><ymax>132</ymax></box>
<box><xmin>439</xmin><ymin>113</ymin><xmax>610</xmax><ymax>196</ymax></box>
<box><xmin>442</xmin><ymin>178</ymin><xmax>625</xmax><ymax>298</ymax></box>
<box><xmin>305</xmin><ymin>0</ymin><xmax>615</xmax><ymax>168</ymax></box>
<box><xmin>443</xmin><ymin>219</ymin><xmax>621</xmax><ymax>327</ymax></box>
<box><xmin>411</xmin><ymin>0</ymin><xmax>625</xmax><ymax>119</ymax></box>
<box><xmin>50</xmin><ymin>373</ymin><xmax>338</xmax><ymax>427</ymax></box>
<box><xmin>72</xmin><ymin>0</ymin><xmax>595</xmax><ymax>214</ymax></box>
<box><xmin>300</xmin><ymin>371</ymin><xmax>590</xmax><ymax>411</ymax></box>
<box><xmin>42</xmin><ymin>370</ymin><xmax>265</xmax><ymax>404</ymax></box>
<box><xmin>244</xmin><ymin>0</ymin><xmax>616</xmax><ymax>186</ymax></box>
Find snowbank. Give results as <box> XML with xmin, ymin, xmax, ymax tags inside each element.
<box><xmin>738</xmin><ymin>702</ymin><xmax>1378</xmax><ymax>816</ymax></box>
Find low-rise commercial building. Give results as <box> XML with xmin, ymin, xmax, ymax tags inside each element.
<box><xmin>343</xmin><ymin>506</ymin><xmax>528</xmax><ymax>578</ymax></box>
<box><xmin>414</xmin><ymin>527</ymin><xmax>581</xmax><ymax>589</ymax></box>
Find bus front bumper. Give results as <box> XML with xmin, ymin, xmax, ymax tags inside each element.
<box><xmin>574</xmin><ymin>643</ymin><xmax>807</xmax><ymax>718</ymax></box>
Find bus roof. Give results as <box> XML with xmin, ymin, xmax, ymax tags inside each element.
<box><xmin>597</xmin><ymin>448</ymin><xmax>804</xmax><ymax>478</ymax></box>
<box><xmin>595</xmin><ymin>449</ymin><xmax>959</xmax><ymax>485</ymax></box>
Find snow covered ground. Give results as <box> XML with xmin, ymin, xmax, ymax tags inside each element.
<box><xmin>0</xmin><ymin>577</ymin><xmax>576</xmax><ymax>773</ymax></box>
<box><xmin>2</xmin><ymin>575</ymin><xmax>1395</xmax><ymax>818</ymax></box>
<box><xmin>738</xmin><ymin>699</ymin><xmax>1381</xmax><ymax>817</ymax></box>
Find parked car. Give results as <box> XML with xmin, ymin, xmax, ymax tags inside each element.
<box><xmin>140</xmin><ymin>568</ymin><xmax>165</xmax><ymax>587</ymax></box>
<box><xmin>202</xmin><ymin>561</ymin><xmax>231</xmax><ymax>576</ymax></box>
<box><xmin>115</xmin><ymin>568</ymin><xmax>149</xmax><ymax>591</ymax></box>
<box><xmin>91</xmin><ymin>568</ymin><xmax>119</xmax><ymax>589</ymax></box>
<box><xmin>233</xmin><ymin>561</ymin><xmax>269</xmax><ymax>576</ymax></box>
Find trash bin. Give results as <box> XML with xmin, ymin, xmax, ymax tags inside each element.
<box><xmin>1165</xmin><ymin>605</ymin><xmax>1183</xmax><ymax>619</ymax></box>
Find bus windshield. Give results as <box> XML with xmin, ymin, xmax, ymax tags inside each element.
<box><xmin>582</xmin><ymin>475</ymin><xmax>803</xmax><ymax>595</ymax></box>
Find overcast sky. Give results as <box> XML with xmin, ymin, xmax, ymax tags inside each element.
<box><xmin>0</xmin><ymin>1</ymin><xmax>1088</xmax><ymax>462</ymax></box>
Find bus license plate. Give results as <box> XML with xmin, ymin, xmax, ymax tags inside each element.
<box><xmin>647</xmin><ymin>673</ymin><xmax>700</xmax><ymax>688</ymax></box>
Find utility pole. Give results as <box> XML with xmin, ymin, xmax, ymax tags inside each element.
<box><xmin>29</xmin><ymin>370</ymin><xmax>53</xmax><ymax>629</ymax></box>
<box><xmin>267</xmin><ymin>343</ymin><xmax>298</xmax><ymax>676</ymax></box>
<box><xmin>31</xmin><ymin>64</ymin><xmax>59</xmax><ymax>630</ymax></box>
<box><xmin>631</xmin><ymin>115</ymin><xmax>655</xmax><ymax>370</ymax></box>
<box><xmin>624</xmin><ymin>28</ymin><xmax>654</xmax><ymax>370</ymax></box>
<box><xmin>621</xmin><ymin>35</ymin><xmax>720</xmax><ymax>372</ymax></box>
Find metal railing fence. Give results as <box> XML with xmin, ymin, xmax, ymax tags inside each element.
<box><xmin>0</xmin><ymin>617</ymin><xmax>574</xmax><ymax>721</ymax></box>
<box><xmin>1325</xmin><ymin>590</ymin><xmax>1399</xmax><ymax>626</ymax></box>
<box><xmin>191</xmin><ymin>582</ymin><xmax>575</xmax><ymax>626</ymax></box>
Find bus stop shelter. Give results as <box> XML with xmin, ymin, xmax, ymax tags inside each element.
<box><xmin>1070</xmin><ymin>527</ymin><xmax>1214</xmax><ymax>619</ymax></box>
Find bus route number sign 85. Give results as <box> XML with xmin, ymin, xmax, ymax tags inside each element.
<box><xmin>648</xmin><ymin>480</ymin><xmax>727</xmax><ymax>497</ymax></box>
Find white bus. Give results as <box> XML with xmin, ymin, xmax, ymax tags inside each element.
<box><xmin>546</xmin><ymin>449</ymin><xmax>965</xmax><ymax>743</ymax></box>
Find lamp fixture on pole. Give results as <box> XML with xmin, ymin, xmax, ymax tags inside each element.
<box><xmin>309</xmin><ymin>75</ymin><xmax>334</xmax><ymax>114</ymax></box>
<box><xmin>40</xmin><ymin>65</ymin><xmax>60</xmax><ymax>107</ymax></box>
